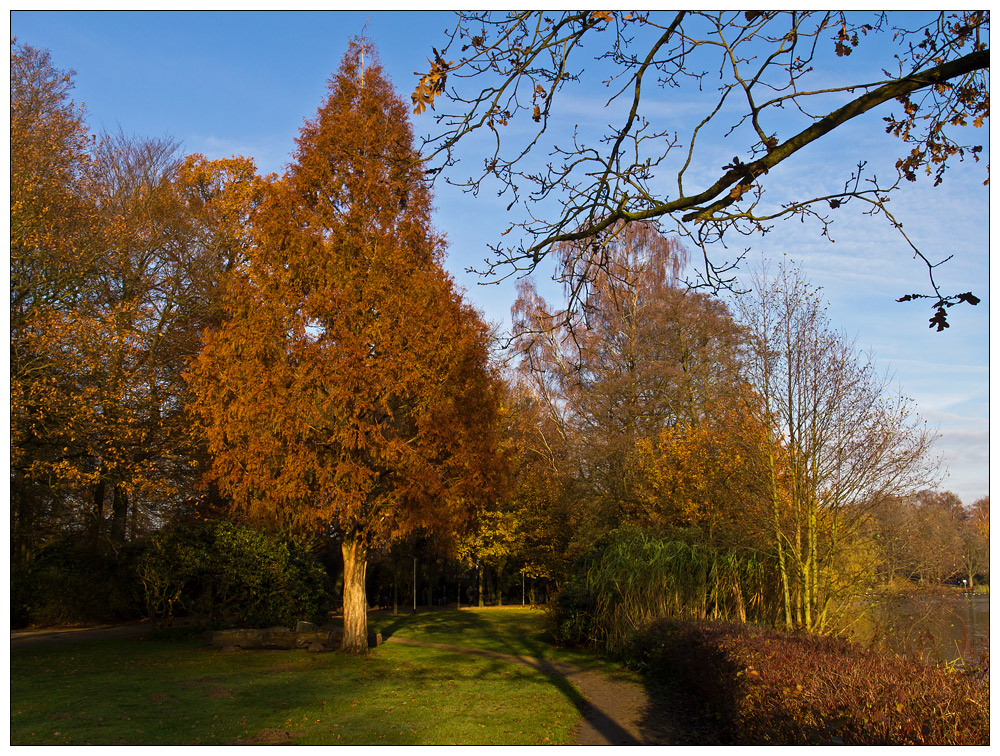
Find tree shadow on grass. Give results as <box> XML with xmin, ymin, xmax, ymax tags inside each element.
<box><xmin>373</xmin><ymin>608</ymin><xmax>644</xmax><ymax>744</ymax></box>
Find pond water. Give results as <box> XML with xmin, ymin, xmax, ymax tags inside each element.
<box><xmin>848</xmin><ymin>592</ymin><xmax>990</xmax><ymax>668</ymax></box>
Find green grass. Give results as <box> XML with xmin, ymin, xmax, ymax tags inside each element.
<box><xmin>370</xmin><ymin>605</ymin><xmax>619</xmax><ymax>669</ymax></box>
<box><xmin>11</xmin><ymin>607</ymin><xmax>593</xmax><ymax>745</ymax></box>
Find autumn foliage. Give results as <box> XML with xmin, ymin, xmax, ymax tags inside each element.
<box><xmin>187</xmin><ymin>41</ymin><xmax>503</xmax><ymax>651</ymax></box>
<box><xmin>630</xmin><ymin>619</ymin><xmax>988</xmax><ymax>745</ymax></box>
<box><xmin>10</xmin><ymin>29</ymin><xmax>982</xmax><ymax>685</ymax></box>
<box><xmin>634</xmin><ymin>393</ymin><xmax>773</xmax><ymax>548</ymax></box>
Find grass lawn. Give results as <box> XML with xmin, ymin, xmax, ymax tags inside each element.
<box><xmin>11</xmin><ymin>607</ymin><xmax>597</xmax><ymax>745</ymax></box>
<box><xmin>370</xmin><ymin>605</ymin><xmax>617</xmax><ymax>668</ymax></box>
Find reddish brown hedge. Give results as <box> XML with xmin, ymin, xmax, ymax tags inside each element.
<box><xmin>633</xmin><ymin>619</ymin><xmax>988</xmax><ymax>745</ymax></box>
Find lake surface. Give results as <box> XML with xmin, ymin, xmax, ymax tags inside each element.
<box><xmin>848</xmin><ymin>593</ymin><xmax>989</xmax><ymax>668</ymax></box>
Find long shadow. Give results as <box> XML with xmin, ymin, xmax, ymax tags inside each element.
<box><xmin>372</xmin><ymin>607</ymin><xmax>643</xmax><ymax>744</ymax></box>
<box><xmin>632</xmin><ymin>673</ymin><xmax>726</xmax><ymax>745</ymax></box>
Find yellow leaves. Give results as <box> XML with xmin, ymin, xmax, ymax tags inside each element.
<box><xmin>634</xmin><ymin>393</ymin><xmax>772</xmax><ymax>532</ymax></box>
<box><xmin>589</xmin><ymin>11</ymin><xmax>614</xmax><ymax>25</ymax></box>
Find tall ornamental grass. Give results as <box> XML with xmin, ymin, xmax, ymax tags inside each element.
<box><xmin>550</xmin><ymin>527</ymin><xmax>782</xmax><ymax>656</ymax></box>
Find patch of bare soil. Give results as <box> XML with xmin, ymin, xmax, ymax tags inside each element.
<box><xmin>384</xmin><ymin>636</ymin><xmax>719</xmax><ymax>745</ymax></box>
<box><xmin>230</xmin><ymin>728</ymin><xmax>294</xmax><ymax>745</ymax></box>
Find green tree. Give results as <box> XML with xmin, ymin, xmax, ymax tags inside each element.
<box><xmin>188</xmin><ymin>41</ymin><xmax>503</xmax><ymax>653</ymax></box>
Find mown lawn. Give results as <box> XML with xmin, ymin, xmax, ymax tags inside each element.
<box><xmin>370</xmin><ymin>605</ymin><xmax>617</xmax><ymax>667</ymax></box>
<box><xmin>11</xmin><ymin>607</ymin><xmax>590</xmax><ymax>745</ymax></box>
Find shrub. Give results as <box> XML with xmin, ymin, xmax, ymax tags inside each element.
<box><xmin>136</xmin><ymin>521</ymin><xmax>333</xmax><ymax>628</ymax></box>
<box><xmin>549</xmin><ymin>582</ymin><xmax>595</xmax><ymax>647</ymax></box>
<box><xmin>548</xmin><ymin>526</ymin><xmax>781</xmax><ymax>655</ymax></box>
<box><xmin>631</xmin><ymin>619</ymin><xmax>989</xmax><ymax>745</ymax></box>
<box><xmin>19</xmin><ymin>537</ymin><xmax>146</xmax><ymax>626</ymax></box>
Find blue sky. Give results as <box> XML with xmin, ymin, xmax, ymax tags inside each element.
<box><xmin>10</xmin><ymin>10</ymin><xmax>990</xmax><ymax>504</ymax></box>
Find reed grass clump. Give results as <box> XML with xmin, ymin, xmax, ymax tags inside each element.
<box><xmin>549</xmin><ymin>527</ymin><xmax>782</xmax><ymax>656</ymax></box>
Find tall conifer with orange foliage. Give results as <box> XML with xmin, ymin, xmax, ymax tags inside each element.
<box><xmin>188</xmin><ymin>41</ymin><xmax>502</xmax><ymax>652</ymax></box>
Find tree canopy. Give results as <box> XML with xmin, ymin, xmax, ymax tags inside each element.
<box><xmin>188</xmin><ymin>41</ymin><xmax>504</xmax><ymax>652</ymax></box>
<box><xmin>10</xmin><ymin>28</ymin><xmax>985</xmax><ymax>641</ymax></box>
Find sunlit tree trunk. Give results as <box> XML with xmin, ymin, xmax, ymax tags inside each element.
<box><xmin>341</xmin><ymin>536</ymin><xmax>369</xmax><ymax>654</ymax></box>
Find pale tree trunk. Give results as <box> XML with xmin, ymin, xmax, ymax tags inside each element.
<box><xmin>496</xmin><ymin>561</ymin><xmax>505</xmax><ymax>606</ymax></box>
<box><xmin>768</xmin><ymin>448</ymin><xmax>793</xmax><ymax>631</ymax></box>
<box><xmin>341</xmin><ymin>536</ymin><xmax>369</xmax><ymax>654</ymax></box>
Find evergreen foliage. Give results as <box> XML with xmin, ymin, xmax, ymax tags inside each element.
<box><xmin>136</xmin><ymin>521</ymin><xmax>332</xmax><ymax>628</ymax></box>
<box><xmin>17</xmin><ymin>537</ymin><xmax>146</xmax><ymax>626</ymax></box>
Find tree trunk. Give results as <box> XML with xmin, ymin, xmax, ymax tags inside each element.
<box><xmin>496</xmin><ymin>566</ymin><xmax>503</xmax><ymax>606</ymax></box>
<box><xmin>392</xmin><ymin>561</ymin><xmax>399</xmax><ymax>616</ymax></box>
<box><xmin>341</xmin><ymin>536</ymin><xmax>369</xmax><ymax>654</ymax></box>
<box><xmin>90</xmin><ymin>479</ymin><xmax>107</xmax><ymax>539</ymax></box>
<box><xmin>110</xmin><ymin>484</ymin><xmax>129</xmax><ymax>544</ymax></box>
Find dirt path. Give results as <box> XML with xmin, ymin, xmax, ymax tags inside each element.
<box><xmin>10</xmin><ymin>621</ymin><xmax>153</xmax><ymax>648</ymax></box>
<box><xmin>385</xmin><ymin>637</ymin><xmax>716</xmax><ymax>745</ymax></box>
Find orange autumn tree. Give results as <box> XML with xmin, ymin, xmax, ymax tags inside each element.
<box><xmin>188</xmin><ymin>41</ymin><xmax>503</xmax><ymax>653</ymax></box>
<box><xmin>11</xmin><ymin>40</ymin><xmax>98</xmax><ymax>561</ymax></box>
<box><xmin>12</xmin><ymin>39</ymin><xmax>259</xmax><ymax>556</ymax></box>
<box><xmin>634</xmin><ymin>391</ymin><xmax>774</xmax><ymax>550</ymax></box>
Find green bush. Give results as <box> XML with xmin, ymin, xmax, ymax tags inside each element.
<box><xmin>631</xmin><ymin>619</ymin><xmax>989</xmax><ymax>745</ymax></box>
<box><xmin>18</xmin><ymin>537</ymin><xmax>146</xmax><ymax>626</ymax></box>
<box><xmin>136</xmin><ymin>521</ymin><xmax>333</xmax><ymax>628</ymax></box>
<box><xmin>548</xmin><ymin>526</ymin><xmax>781</xmax><ymax>655</ymax></box>
<box><xmin>549</xmin><ymin>583</ymin><xmax>595</xmax><ymax>647</ymax></box>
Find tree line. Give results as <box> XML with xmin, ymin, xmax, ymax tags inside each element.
<box><xmin>10</xmin><ymin>36</ymin><xmax>987</xmax><ymax>650</ymax></box>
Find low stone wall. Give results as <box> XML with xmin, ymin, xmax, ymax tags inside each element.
<box><xmin>207</xmin><ymin>621</ymin><xmax>382</xmax><ymax>652</ymax></box>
